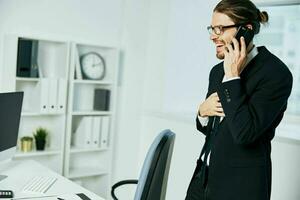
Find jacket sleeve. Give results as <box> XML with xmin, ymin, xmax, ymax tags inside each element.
<box><xmin>196</xmin><ymin>115</ymin><xmax>208</xmax><ymax>135</ymax></box>
<box><xmin>217</xmin><ymin>69</ymin><xmax>293</xmax><ymax>145</ymax></box>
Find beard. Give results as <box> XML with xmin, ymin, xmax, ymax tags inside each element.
<box><xmin>216</xmin><ymin>51</ymin><xmax>225</xmax><ymax>60</ymax></box>
<box><xmin>215</xmin><ymin>40</ymin><xmax>226</xmax><ymax>60</ymax></box>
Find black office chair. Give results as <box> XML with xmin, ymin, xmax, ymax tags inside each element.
<box><xmin>111</xmin><ymin>129</ymin><xmax>176</xmax><ymax>200</ymax></box>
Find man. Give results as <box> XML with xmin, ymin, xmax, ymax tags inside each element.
<box><xmin>185</xmin><ymin>1</ymin><xmax>293</xmax><ymax>200</ymax></box>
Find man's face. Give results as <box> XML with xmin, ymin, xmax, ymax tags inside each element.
<box><xmin>210</xmin><ymin>12</ymin><xmax>238</xmax><ymax>59</ymax></box>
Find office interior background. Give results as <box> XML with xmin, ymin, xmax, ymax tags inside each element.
<box><xmin>0</xmin><ymin>0</ymin><xmax>299</xmax><ymax>199</ymax></box>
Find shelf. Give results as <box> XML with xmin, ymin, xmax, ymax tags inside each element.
<box><xmin>68</xmin><ymin>168</ymin><xmax>108</xmax><ymax>179</ymax></box>
<box><xmin>72</xmin><ymin>111</ymin><xmax>112</xmax><ymax>116</ymax></box>
<box><xmin>14</xmin><ymin>149</ymin><xmax>61</xmax><ymax>158</ymax></box>
<box><xmin>16</xmin><ymin>77</ymin><xmax>40</xmax><ymax>82</ymax></box>
<box><xmin>73</xmin><ymin>79</ymin><xmax>113</xmax><ymax>85</ymax></box>
<box><xmin>21</xmin><ymin>112</ymin><xmax>64</xmax><ymax>117</ymax></box>
<box><xmin>21</xmin><ymin>112</ymin><xmax>42</xmax><ymax>117</ymax></box>
<box><xmin>70</xmin><ymin>147</ymin><xmax>108</xmax><ymax>154</ymax></box>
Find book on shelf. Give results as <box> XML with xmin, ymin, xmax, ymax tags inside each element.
<box><xmin>48</xmin><ymin>78</ymin><xmax>58</xmax><ymax>113</ymax></box>
<box><xmin>16</xmin><ymin>39</ymin><xmax>39</xmax><ymax>78</ymax></box>
<box><xmin>72</xmin><ymin>116</ymin><xmax>110</xmax><ymax>149</ymax></box>
<box><xmin>93</xmin><ymin>89</ymin><xmax>110</xmax><ymax>111</ymax></box>
<box><xmin>29</xmin><ymin>78</ymin><xmax>67</xmax><ymax>114</ymax></box>
<box><xmin>57</xmin><ymin>78</ymin><xmax>67</xmax><ymax>114</ymax></box>
<box><xmin>92</xmin><ymin>117</ymin><xmax>101</xmax><ymax>148</ymax></box>
<box><xmin>75</xmin><ymin>47</ymin><xmax>82</xmax><ymax>80</ymax></box>
<box><xmin>31</xmin><ymin>78</ymin><xmax>49</xmax><ymax>113</ymax></box>
<box><xmin>73</xmin><ymin>116</ymin><xmax>93</xmax><ymax>148</ymax></box>
<box><xmin>100</xmin><ymin>116</ymin><xmax>110</xmax><ymax>149</ymax></box>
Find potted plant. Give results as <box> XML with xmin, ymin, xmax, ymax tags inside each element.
<box><xmin>33</xmin><ymin>127</ymin><xmax>48</xmax><ymax>151</ymax></box>
<box><xmin>20</xmin><ymin>136</ymin><xmax>33</xmax><ymax>152</ymax></box>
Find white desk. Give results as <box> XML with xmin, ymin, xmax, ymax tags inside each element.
<box><xmin>0</xmin><ymin>160</ymin><xmax>105</xmax><ymax>200</ymax></box>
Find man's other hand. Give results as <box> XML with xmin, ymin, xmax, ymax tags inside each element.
<box><xmin>198</xmin><ymin>92</ymin><xmax>225</xmax><ymax>117</ymax></box>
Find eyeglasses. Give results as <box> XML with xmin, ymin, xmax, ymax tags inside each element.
<box><xmin>207</xmin><ymin>23</ymin><xmax>246</xmax><ymax>35</ymax></box>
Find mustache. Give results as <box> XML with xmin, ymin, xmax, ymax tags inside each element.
<box><xmin>218</xmin><ymin>40</ymin><xmax>226</xmax><ymax>44</ymax></box>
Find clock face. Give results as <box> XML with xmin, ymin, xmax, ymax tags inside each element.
<box><xmin>80</xmin><ymin>52</ymin><xmax>105</xmax><ymax>80</ymax></box>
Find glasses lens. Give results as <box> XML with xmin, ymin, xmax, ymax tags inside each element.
<box><xmin>207</xmin><ymin>26</ymin><xmax>213</xmax><ymax>34</ymax></box>
<box><xmin>214</xmin><ymin>26</ymin><xmax>221</xmax><ymax>35</ymax></box>
<box><xmin>207</xmin><ymin>26</ymin><xmax>222</xmax><ymax>35</ymax></box>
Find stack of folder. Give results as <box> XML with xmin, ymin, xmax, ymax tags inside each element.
<box><xmin>31</xmin><ymin>78</ymin><xmax>67</xmax><ymax>114</ymax></box>
<box><xmin>72</xmin><ymin>116</ymin><xmax>110</xmax><ymax>149</ymax></box>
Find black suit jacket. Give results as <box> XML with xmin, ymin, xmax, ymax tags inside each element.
<box><xmin>195</xmin><ymin>46</ymin><xmax>293</xmax><ymax>200</ymax></box>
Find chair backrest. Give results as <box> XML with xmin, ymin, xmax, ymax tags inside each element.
<box><xmin>134</xmin><ymin>129</ymin><xmax>176</xmax><ymax>200</ymax></box>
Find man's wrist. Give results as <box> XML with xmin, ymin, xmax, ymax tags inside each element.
<box><xmin>198</xmin><ymin>107</ymin><xmax>205</xmax><ymax>117</ymax></box>
<box><xmin>198</xmin><ymin>109</ymin><xmax>202</xmax><ymax>117</ymax></box>
<box><xmin>223</xmin><ymin>76</ymin><xmax>240</xmax><ymax>82</ymax></box>
<box><xmin>197</xmin><ymin>114</ymin><xmax>209</xmax><ymax>126</ymax></box>
<box><xmin>225</xmin><ymin>73</ymin><xmax>239</xmax><ymax>79</ymax></box>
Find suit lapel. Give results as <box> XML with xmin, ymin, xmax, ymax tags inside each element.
<box><xmin>209</xmin><ymin>63</ymin><xmax>224</xmax><ymax>95</ymax></box>
<box><xmin>206</xmin><ymin>64</ymin><xmax>224</xmax><ymax>131</ymax></box>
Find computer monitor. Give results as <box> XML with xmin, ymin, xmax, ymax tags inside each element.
<box><xmin>0</xmin><ymin>92</ymin><xmax>23</xmax><ymax>181</ymax></box>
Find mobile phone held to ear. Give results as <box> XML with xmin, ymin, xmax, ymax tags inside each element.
<box><xmin>232</xmin><ymin>26</ymin><xmax>254</xmax><ymax>49</ymax></box>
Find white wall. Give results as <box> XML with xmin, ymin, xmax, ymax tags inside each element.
<box><xmin>112</xmin><ymin>0</ymin><xmax>151</xmax><ymax>198</ymax></box>
<box><xmin>142</xmin><ymin>0</ymin><xmax>220</xmax><ymax>117</ymax></box>
<box><xmin>162</xmin><ymin>0</ymin><xmax>219</xmax><ymax>115</ymax></box>
<box><xmin>0</xmin><ymin>0</ymin><xmax>123</xmax><ymax>44</ymax></box>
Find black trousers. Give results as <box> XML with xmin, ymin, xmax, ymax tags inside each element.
<box><xmin>185</xmin><ymin>160</ymin><xmax>210</xmax><ymax>200</ymax></box>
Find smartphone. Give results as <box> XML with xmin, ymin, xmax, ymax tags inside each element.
<box><xmin>232</xmin><ymin>26</ymin><xmax>254</xmax><ymax>49</ymax></box>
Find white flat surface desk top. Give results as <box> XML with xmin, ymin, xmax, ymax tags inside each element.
<box><xmin>0</xmin><ymin>160</ymin><xmax>104</xmax><ymax>200</ymax></box>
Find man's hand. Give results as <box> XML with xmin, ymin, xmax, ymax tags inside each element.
<box><xmin>198</xmin><ymin>92</ymin><xmax>225</xmax><ymax>117</ymax></box>
<box><xmin>223</xmin><ymin>37</ymin><xmax>247</xmax><ymax>79</ymax></box>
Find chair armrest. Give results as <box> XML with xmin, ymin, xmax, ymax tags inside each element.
<box><xmin>111</xmin><ymin>179</ymin><xmax>138</xmax><ymax>200</ymax></box>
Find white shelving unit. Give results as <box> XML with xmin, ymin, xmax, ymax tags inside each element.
<box><xmin>1</xmin><ymin>34</ymin><xmax>119</xmax><ymax>199</ymax></box>
<box><xmin>1</xmin><ymin>35</ymin><xmax>70</xmax><ymax>175</ymax></box>
<box><xmin>63</xmin><ymin>42</ymin><xmax>119</xmax><ymax>199</ymax></box>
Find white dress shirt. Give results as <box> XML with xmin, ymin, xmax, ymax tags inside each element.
<box><xmin>198</xmin><ymin>46</ymin><xmax>259</xmax><ymax>165</ymax></box>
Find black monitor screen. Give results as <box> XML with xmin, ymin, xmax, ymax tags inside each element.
<box><xmin>0</xmin><ymin>92</ymin><xmax>23</xmax><ymax>151</ymax></box>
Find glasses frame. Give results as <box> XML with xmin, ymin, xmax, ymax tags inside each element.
<box><xmin>207</xmin><ymin>23</ymin><xmax>247</xmax><ymax>35</ymax></box>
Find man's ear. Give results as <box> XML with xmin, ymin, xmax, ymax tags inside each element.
<box><xmin>245</xmin><ymin>24</ymin><xmax>253</xmax><ymax>30</ymax></box>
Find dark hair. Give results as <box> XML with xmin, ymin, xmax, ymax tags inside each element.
<box><xmin>214</xmin><ymin>0</ymin><xmax>269</xmax><ymax>34</ymax></box>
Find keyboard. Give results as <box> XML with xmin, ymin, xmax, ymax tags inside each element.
<box><xmin>22</xmin><ymin>176</ymin><xmax>57</xmax><ymax>194</ymax></box>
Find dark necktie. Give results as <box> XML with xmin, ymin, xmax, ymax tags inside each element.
<box><xmin>198</xmin><ymin>116</ymin><xmax>220</xmax><ymax>187</ymax></box>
